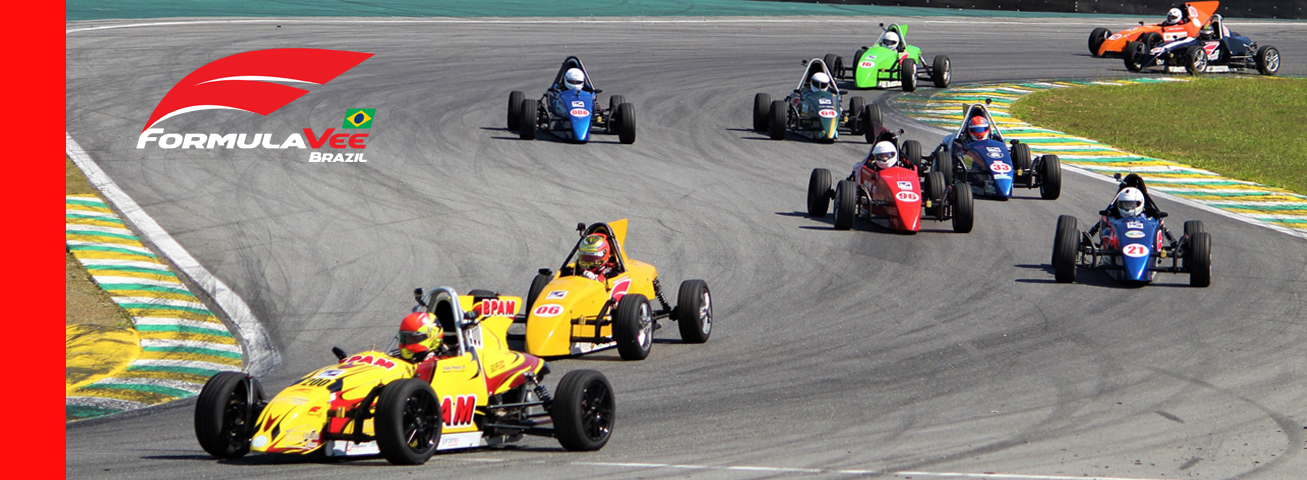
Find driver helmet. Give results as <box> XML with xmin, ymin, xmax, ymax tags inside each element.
<box><xmin>881</xmin><ymin>31</ymin><xmax>900</xmax><ymax>50</ymax></box>
<box><xmin>1166</xmin><ymin>8</ymin><xmax>1182</xmax><ymax>24</ymax></box>
<box><xmin>398</xmin><ymin>312</ymin><xmax>443</xmax><ymax>361</ymax></box>
<box><xmin>967</xmin><ymin>116</ymin><xmax>990</xmax><ymax>141</ymax></box>
<box><xmin>870</xmin><ymin>141</ymin><xmax>899</xmax><ymax>169</ymax></box>
<box><xmin>811</xmin><ymin>72</ymin><xmax>831</xmax><ymax>91</ymax></box>
<box><xmin>564</xmin><ymin>68</ymin><xmax>586</xmax><ymax>92</ymax></box>
<box><xmin>577</xmin><ymin>233</ymin><xmax>611</xmax><ymax>271</ymax></box>
<box><xmin>1115</xmin><ymin>187</ymin><xmax>1146</xmax><ymax>217</ymax></box>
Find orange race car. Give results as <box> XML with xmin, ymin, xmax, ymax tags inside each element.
<box><xmin>1088</xmin><ymin>1</ymin><xmax>1218</xmax><ymax>58</ymax></box>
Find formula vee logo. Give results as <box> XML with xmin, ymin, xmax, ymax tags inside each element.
<box><xmin>136</xmin><ymin>48</ymin><xmax>376</xmax><ymax>163</ymax></box>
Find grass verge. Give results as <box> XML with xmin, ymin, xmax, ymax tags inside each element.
<box><xmin>1010</xmin><ymin>77</ymin><xmax>1307</xmax><ymax>195</ymax></box>
<box><xmin>66</xmin><ymin>157</ymin><xmax>133</xmax><ymax>327</ymax></box>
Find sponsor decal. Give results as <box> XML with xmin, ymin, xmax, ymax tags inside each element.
<box><xmin>342</xmin><ymin>108</ymin><xmax>374</xmax><ymax>128</ymax></box>
<box><xmin>818</xmin><ymin>98</ymin><xmax>833</xmax><ymax>105</ymax></box>
<box><xmin>817</xmin><ymin>109</ymin><xmax>837</xmax><ymax>118</ymax></box>
<box><xmin>897</xmin><ymin>181</ymin><xmax>914</xmax><ymax>190</ymax></box>
<box><xmin>343</xmin><ymin>354</ymin><xmax>396</xmax><ymax>370</ymax></box>
<box><xmin>993</xmin><ymin>174</ymin><xmax>1011</xmax><ymax>179</ymax></box>
<box><xmin>1123</xmin><ymin>244</ymin><xmax>1150</xmax><ymax>258</ymax></box>
<box><xmin>477</xmin><ymin>298</ymin><xmax>518</xmax><ymax>317</ymax></box>
<box><xmin>896</xmin><ymin>191</ymin><xmax>920</xmax><ymax>202</ymax></box>
<box><xmin>1125</xmin><ymin>230</ymin><xmax>1146</xmax><ymax>239</ymax></box>
<box><xmin>441</xmin><ymin>395</ymin><xmax>477</xmax><ymax>427</ymax></box>
<box><xmin>990</xmin><ymin>162</ymin><xmax>1012</xmax><ymax>173</ymax></box>
<box><xmin>314</xmin><ymin>369</ymin><xmax>345</xmax><ymax>379</ymax></box>
<box><xmin>1127</xmin><ymin>220</ymin><xmax>1145</xmax><ymax>229</ymax></box>
<box><xmin>610</xmin><ymin>277</ymin><xmax>632</xmax><ymax>302</ymax></box>
<box><xmin>546</xmin><ymin>290</ymin><xmax>567</xmax><ymax>300</ymax></box>
<box><xmin>533</xmin><ymin>304</ymin><xmax>564</xmax><ymax>317</ymax></box>
<box><xmin>571</xmin><ymin>100</ymin><xmax>585</xmax><ymax>107</ymax></box>
<box><xmin>569</xmin><ymin>108</ymin><xmax>591</xmax><ymax>117</ymax></box>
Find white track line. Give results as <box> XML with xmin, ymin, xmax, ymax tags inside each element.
<box><xmin>571</xmin><ymin>461</ymin><xmax>1169</xmax><ymax>479</ymax></box>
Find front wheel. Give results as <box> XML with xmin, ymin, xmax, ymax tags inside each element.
<box><xmin>551</xmin><ymin>370</ymin><xmax>615</xmax><ymax>451</ymax></box>
<box><xmin>675</xmin><ymin>279</ymin><xmax>712</xmax><ymax>344</ymax></box>
<box><xmin>900</xmin><ymin>58</ymin><xmax>917</xmax><ymax>92</ymax></box>
<box><xmin>617</xmin><ymin>103</ymin><xmax>637</xmax><ymax>144</ymax></box>
<box><xmin>833</xmin><ymin>180</ymin><xmax>857</xmax><ymax>230</ymax></box>
<box><xmin>1039</xmin><ymin>154</ymin><xmax>1062</xmax><ymax>200</ymax></box>
<box><xmin>1187</xmin><ymin>231</ymin><xmax>1212</xmax><ymax>287</ymax></box>
<box><xmin>614</xmin><ymin>293</ymin><xmax>653</xmax><ymax>360</ymax></box>
<box><xmin>931</xmin><ymin>55</ymin><xmax>951</xmax><ymax>88</ymax></box>
<box><xmin>951</xmin><ymin>182</ymin><xmax>974</xmax><ymax>233</ymax></box>
<box><xmin>1256</xmin><ymin>46</ymin><xmax>1280</xmax><ymax>75</ymax></box>
<box><xmin>1088</xmin><ymin>28</ymin><xmax>1110</xmax><ymax>56</ymax></box>
<box><xmin>1123</xmin><ymin>41</ymin><xmax>1145</xmax><ymax>72</ymax></box>
<box><xmin>374</xmin><ymin>379</ymin><xmax>442</xmax><ymax>465</ymax></box>
<box><xmin>1184</xmin><ymin>44</ymin><xmax>1208</xmax><ymax>76</ymax></box>
<box><xmin>195</xmin><ymin>371</ymin><xmax>264</xmax><ymax>459</ymax></box>
<box><xmin>807</xmin><ymin>168</ymin><xmax>833</xmax><ymax>217</ymax></box>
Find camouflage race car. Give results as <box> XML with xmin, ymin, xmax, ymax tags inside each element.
<box><xmin>825</xmin><ymin>23</ymin><xmax>951</xmax><ymax>91</ymax></box>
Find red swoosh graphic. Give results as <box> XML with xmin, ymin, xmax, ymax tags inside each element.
<box><xmin>142</xmin><ymin>48</ymin><xmax>373</xmax><ymax>132</ymax></box>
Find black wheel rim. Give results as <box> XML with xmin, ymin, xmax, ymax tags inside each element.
<box><xmin>578</xmin><ymin>380</ymin><xmax>614</xmax><ymax>441</ymax></box>
<box><xmin>220</xmin><ymin>385</ymin><xmax>251</xmax><ymax>451</ymax></box>
<box><xmin>402</xmin><ymin>392</ymin><xmax>439</xmax><ymax>453</ymax></box>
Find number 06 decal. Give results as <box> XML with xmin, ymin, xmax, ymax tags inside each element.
<box><xmin>533</xmin><ymin>304</ymin><xmax>564</xmax><ymax>317</ymax></box>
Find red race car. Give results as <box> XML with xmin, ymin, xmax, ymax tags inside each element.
<box><xmin>1088</xmin><ymin>1</ymin><xmax>1218</xmax><ymax>58</ymax></box>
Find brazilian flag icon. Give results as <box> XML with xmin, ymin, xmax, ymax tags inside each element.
<box><xmin>343</xmin><ymin>108</ymin><xmax>375</xmax><ymax>128</ymax></box>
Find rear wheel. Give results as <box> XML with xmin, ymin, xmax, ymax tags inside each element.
<box><xmin>1088</xmin><ymin>28</ymin><xmax>1110</xmax><ymax>56</ymax></box>
<box><xmin>507</xmin><ymin>91</ymin><xmax>524</xmax><ymax>130</ymax></box>
<box><xmin>551</xmin><ymin>370</ymin><xmax>615</xmax><ymax>451</ymax></box>
<box><xmin>768</xmin><ymin>100</ymin><xmax>787</xmax><ymax>140</ymax></box>
<box><xmin>807</xmin><ymin>168</ymin><xmax>833</xmax><ymax>217</ymax></box>
<box><xmin>675</xmin><ymin>279</ymin><xmax>712</xmax><ymax>344</ymax></box>
<box><xmin>847</xmin><ymin>96</ymin><xmax>866</xmax><ymax>133</ymax></box>
<box><xmin>823</xmin><ymin>53</ymin><xmax>842</xmax><ymax>79</ymax></box>
<box><xmin>753</xmin><ymin>93</ymin><xmax>771</xmax><ymax>132</ymax></box>
<box><xmin>935</xmin><ymin>152</ymin><xmax>956</xmax><ymax>186</ymax></box>
<box><xmin>606</xmin><ymin>95</ymin><xmax>626</xmax><ymax>133</ymax></box>
<box><xmin>1256</xmin><ymin>46</ymin><xmax>1280</xmax><ymax>75</ymax></box>
<box><xmin>833</xmin><ymin>180</ymin><xmax>857</xmax><ymax>230</ymax></box>
<box><xmin>1039</xmin><ymin>154</ymin><xmax>1062</xmax><ymax>200</ymax></box>
<box><xmin>1141</xmin><ymin>32</ymin><xmax>1163</xmax><ymax>50</ymax></box>
<box><xmin>901</xmin><ymin>140</ymin><xmax>923</xmax><ymax>170</ymax></box>
<box><xmin>614</xmin><ymin>293</ymin><xmax>653</xmax><ymax>360</ymax></box>
<box><xmin>1123</xmin><ymin>41</ymin><xmax>1145</xmax><ymax>72</ymax></box>
<box><xmin>925</xmin><ymin>171</ymin><xmax>945</xmax><ymax>218</ymax></box>
<box><xmin>1184</xmin><ymin>45</ymin><xmax>1208</xmax><ymax>76</ymax></box>
<box><xmin>1187</xmin><ymin>231</ymin><xmax>1212</xmax><ymax>287</ymax></box>
<box><xmin>518</xmin><ymin>99</ymin><xmax>537</xmax><ymax>140</ymax></box>
<box><xmin>931</xmin><ymin>55</ymin><xmax>951</xmax><ymax>88</ymax></box>
<box><xmin>617</xmin><ymin>103</ymin><xmax>637</xmax><ymax>144</ymax></box>
<box><xmin>195</xmin><ymin>371</ymin><xmax>263</xmax><ymax>459</ymax></box>
<box><xmin>1011</xmin><ymin>143</ymin><xmax>1032</xmax><ymax>187</ymax></box>
<box><xmin>375</xmin><ymin>379</ymin><xmax>441</xmax><ymax>465</ymax></box>
<box><xmin>1053</xmin><ymin>216</ymin><xmax>1079</xmax><ymax>283</ymax></box>
<box><xmin>900</xmin><ymin>58</ymin><xmax>917</xmax><ymax>92</ymax></box>
<box><xmin>525</xmin><ymin>273</ymin><xmax>552</xmax><ymax>314</ymax></box>
<box><xmin>951</xmin><ymin>182</ymin><xmax>974</xmax><ymax>233</ymax></box>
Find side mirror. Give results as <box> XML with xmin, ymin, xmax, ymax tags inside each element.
<box><xmin>793</xmin><ymin>89</ymin><xmax>802</xmax><ymax>94</ymax></box>
<box><xmin>594</xmin><ymin>88</ymin><xmax>602</xmax><ymax>94</ymax></box>
<box><xmin>576</xmin><ymin>222</ymin><xmax>586</xmax><ymax>234</ymax></box>
<box><xmin>538</xmin><ymin>268</ymin><xmax>553</xmax><ymax>276</ymax></box>
<box><xmin>332</xmin><ymin>346</ymin><xmax>347</xmax><ymax>362</ymax></box>
<box><xmin>1010</xmin><ymin>139</ymin><xmax>1020</xmax><ymax>146</ymax></box>
<box><xmin>839</xmin><ymin>90</ymin><xmax>849</xmax><ymax>95</ymax></box>
<box><xmin>1113</xmin><ymin>172</ymin><xmax>1123</xmax><ymax>181</ymax></box>
<box><xmin>462</xmin><ymin>310</ymin><xmax>479</xmax><ymax>325</ymax></box>
<box><xmin>879</xmin><ymin>22</ymin><xmax>885</xmax><ymax>27</ymax></box>
<box><xmin>1157</xmin><ymin>212</ymin><xmax>1169</xmax><ymax>218</ymax></box>
<box><xmin>801</xmin><ymin>59</ymin><xmax>809</xmax><ymax>66</ymax></box>
<box><xmin>413</xmin><ymin>288</ymin><xmax>426</xmax><ymax>307</ymax></box>
<box><xmin>1098</xmin><ymin>210</ymin><xmax>1111</xmax><ymax>217</ymax></box>
<box><xmin>1139</xmin><ymin>21</ymin><xmax>1145</xmax><ymax>26</ymax></box>
<box><xmin>985</xmin><ymin>98</ymin><xmax>993</xmax><ymax>105</ymax></box>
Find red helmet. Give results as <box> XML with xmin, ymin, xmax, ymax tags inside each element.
<box><xmin>398</xmin><ymin>312</ymin><xmax>442</xmax><ymax>361</ymax></box>
<box><xmin>578</xmin><ymin>233</ymin><xmax>611</xmax><ymax>270</ymax></box>
<box><xmin>968</xmin><ymin>116</ymin><xmax>990</xmax><ymax>141</ymax></box>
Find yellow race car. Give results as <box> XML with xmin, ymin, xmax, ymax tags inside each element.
<box><xmin>520</xmin><ymin>219</ymin><xmax>712</xmax><ymax>360</ymax></box>
<box><xmin>193</xmin><ymin>287</ymin><xmax>615</xmax><ymax>465</ymax></box>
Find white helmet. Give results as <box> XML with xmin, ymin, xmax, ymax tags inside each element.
<box><xmin>881</xmin><ymin>31</ymin><xmax>900</xmax><ymax>49</ymax></box>
<box><xmin>1166</xmin><ymin>8</ymin><xmax>1182</xmax><ymax>23</ymax></box>
<box><xmin>564</xmin><ymin>68</ymin><xmax>586</xmax><ymax>92</ymax></box>
<box><xmin>811</xmin><ymin>72</ymin><xmax>831</xmax><ymax>90</ymax></box>
<box><xmin>870</xmin><ymin>141</ymin><xmax>898</xmax><ymax>169</ymax></box>
<box><xmin>1115</xmin><ymin>187</ymin><xmax>1145</xmax><ymax>217</ymax></box>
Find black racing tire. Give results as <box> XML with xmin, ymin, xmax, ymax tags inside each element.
<box><xmin>925</xmin><ymin>171</ymin><xmax>945</xmax><ymax>218</ymax></box>
<box><xmin>1184</xmin><ymin>44</ymin><xmax>1208</xmax><ymax>76</ymax></box>
<box><xmin>901</xmin><ymin>140</ymin><xmax>923</xmax><ymax>171</ymax></box>
<box><xmin>525</xmin><ymin>273</ymin><xmax>553</xmax><ymax>314</ymax></box>
<box><xmin>519</xmin><ymin>99</ymin><xmax>537</xmax><ymax>140</ymax></box>
<box><xmin>854</xmin><ymin>48</ymin><xmax>868</xmax><ymax>68</ymax></box>
<box><xmin>935</xmin><ymin>152</ymin><xmax>956</xmax><ymax>186</ymax></box>
<box><xmin>674</xmin><ymin>279</ymin><xmax>712</xmax><ymax>344</ymax></box>
<box><xmin>1256</xmin><ymin>46</ymin><xmax>1280</xmax><ymax>76</ymax></box>
<box><xmin>1123</xmin><ymin>41</ymin><xmax>1145</xmax><ymax>72</ymax></box>
<box><xmin>1187</xmin><ymin>231</ymin><xmax>1212</xmax><ymax>288</ymax></box>
<box><xmin>1141</xmin><ymin>32</ymin><xmax>1163</xmax><ymax>50</ymax></box>
<box><xmin>375</xmin><ymin>378</ymin><xmax>442</xmax><ymax>465</ymax></box>
<box><xmin>823</xmin><ymin>53</ymin><xmax>842</xmax><ymax>79</ymax></box>
<box><xmin>931</xmin><ymin>55</ymin><xmax>951</xmax><ymax>88</ymax></box>
<box><xmin>614</xmin><ymin>293</ymin><xmax>653</xmax><ymax>360</ymax></box>
<box><xmin>616</xmin><ymin>103</ymin><xmax>637</xmax><ymax>145</ymax></box>
<box><xmin>847</xmin><ymin>96</ymin><xmax>866</xmax><ymax>133</ymax></box>
<box><xmin>833</xmin><ymin>180</ymin><xmax>857</xmax><ymax>230</ymax></box>
<box><xmin>900</xmin><ymin>58</ymin><xmax>917</xmax><ymax>92</ymax></box>
<box><xmin>951</xmin><ymin>182</ymin><xmax>974</xmax><ymax>234</ymax></box>
<box><xmin>768</xmin><ymin>100</ymin><xmax>787</xmax><ymax>140</ymax></box>
<box><xmin>606</xmin><ymin>95</ymin><xmax>626</xmax><ymax>133</ymax></box>
<box><xmin>1039</xmin><ymin>154</ymin><xmax>1062</xmax><ymax>200</ymax></box>
<box><xmin>507</xmin><ymin>91</ymin><xmax>524</xmax><ymax>130</ymax></box>
<box><xmin>1088</xmin><ymin>28</ymin><xmax>1110</xmax><ymax>56</ymax></box>
<box><xmin>195</xmin><ymin>371</ymin><xmax>264</xmax><ymax>459</ymax></box>
<box><xmin>753</xmin><ymin>93</ymin><xmax>771</xmax><ymax>133</ymax></box>
<box><xmin>807</xmin><ymin>168</ymin><xmax>833</xmax><ymax>217</ymax></box>
<box><xmin>1053</xmin><ymin>216</ymin><xmax>1079</xmax><ymax>283</ymax></box>
<box><xmin>551</xmin><ymin>369</ymin><xmax>615</xmax><ymax>451</ymax></box>
<box><xmin>1012</xmin><ymin>143</ymin><xmax>1033</xmax><ymax>187</ymax></box>
<box><xmin>1183</xmin><ymin>220</ymin><xmax>1205</xmax><ymax>237</ymax></box>
<box><xmin>863</xmin><ymin>103</ymin><xmax>882</xmax><ymax>144</ymax></box>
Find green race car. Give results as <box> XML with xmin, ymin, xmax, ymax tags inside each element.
<box><xmin>826</xmin><ymin>23</ymin><xmax>951</xmax><ymax>92</ymax></box>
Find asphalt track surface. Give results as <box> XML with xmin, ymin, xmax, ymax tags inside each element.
<box><xmin>66</xmin><ymin>16</ymin><xmax>1307</xmax><ymax>480</ymax></box>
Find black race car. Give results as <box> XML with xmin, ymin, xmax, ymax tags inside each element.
<box><xmin>752</xmin><ymin>59</ymin><xmax>876</xmax><ymax>143</ymax></box>
<box><xmin>1124</xmin><ymin>14</ymin><xmax>1280</xmax><ymax>76</ymax></box>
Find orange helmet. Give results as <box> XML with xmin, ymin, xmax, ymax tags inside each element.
<box><xmin>968</xmin><ymin>116</ymin><xmax>990</xmax><ymax>141</ymax></box>
<box><xmin>578</xmin><ymin>233</ymin><xmax>611</xmax><ymax>270</ymax></box>
<box><xmin>398</xmin><ymin>312</ymin><xmax>442</xmax><ymax>361</ymax></box>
